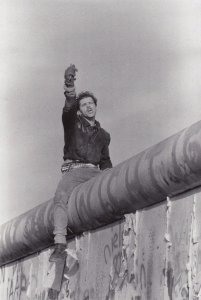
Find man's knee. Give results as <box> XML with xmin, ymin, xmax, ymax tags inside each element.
<box><xmin>54</xmin><ymin>189</ymin><xmax>68</xmax><ymax>205</ymax></box>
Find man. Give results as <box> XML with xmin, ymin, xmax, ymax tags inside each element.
<box><xmin>49</xmin><ymin>64</ymin><xmax>112</xmax><ymax>262</ymax></box>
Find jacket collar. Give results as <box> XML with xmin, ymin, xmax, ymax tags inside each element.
<box><xmin>79</xmin><ymin>115</ymin><xmax>100</xmax><ymax>128</ymax></box>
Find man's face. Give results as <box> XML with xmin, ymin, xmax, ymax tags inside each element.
<box><xmin>78</xmin><ymin>97</ymin><xmax>97</xmax><ymax>119</ymax></box>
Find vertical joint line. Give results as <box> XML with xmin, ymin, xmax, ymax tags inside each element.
<box><xmin>188</xmin><ymin>194</ymin><xmax>197</xmax><ymax>299</ymax></box>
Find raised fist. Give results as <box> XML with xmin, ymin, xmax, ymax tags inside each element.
<box><xmin>64</xmin><ymin>64</ymin><xmax>78</xmax><ymax>87</ymax></box>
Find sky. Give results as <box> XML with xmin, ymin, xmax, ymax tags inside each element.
<box><xmin>0</xmin><ymin>0</ymin><xmax>201</xmax><ymax>224</ymax></box>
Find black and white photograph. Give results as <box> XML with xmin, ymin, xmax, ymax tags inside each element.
<box><xmin>0</xmin><ymin>1</ymin><xmax>201</xmax><ymax>299</ymax></box>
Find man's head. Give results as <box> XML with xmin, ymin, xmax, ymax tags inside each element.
<box><xmin>77</xmin><ymin>91</ymin><xmax>97</xmax><ymax>120</ymax></box>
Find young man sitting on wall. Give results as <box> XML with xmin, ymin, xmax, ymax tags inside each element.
<box><xmin>49</xmin><ymin>64</ymin><xmax>112</xmax><ymax>262</ymax></box>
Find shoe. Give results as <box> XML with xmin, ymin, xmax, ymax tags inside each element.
<box><xmin>49</xmin><ymin>243</ymin><xmax>67</xmax><ymax>262</ymax></box>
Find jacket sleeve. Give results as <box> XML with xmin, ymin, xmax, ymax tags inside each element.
<box><xmin>99</xmin><ymin>133</ymin><xmax>113</xmax><ymax>170</ymax></box>
<box><xmin>62</xmin><ymin>87</ymin><xmax>77</xmax><ymax>130</ymax></box>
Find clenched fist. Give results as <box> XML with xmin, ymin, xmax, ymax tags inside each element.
<box><xmin>64</xmin><ymin>64</ymin><xmax>78</xmax><ymax>87</ymax></box>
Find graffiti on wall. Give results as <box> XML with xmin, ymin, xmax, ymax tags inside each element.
<box><xmin>1</xmin><ymin>191</ymin><xmax>201</xmax><ymax>300</ymax></box>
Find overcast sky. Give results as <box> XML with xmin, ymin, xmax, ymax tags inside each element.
<box><xmin>0</xmin><ymin>0</ymin><xmax>201</xmax><ymax>224</ymax></box>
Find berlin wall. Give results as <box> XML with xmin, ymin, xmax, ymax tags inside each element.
<box><xmin>1</xmin><ymin>120</ymin><xmax>201</xmax><ymax>300</ymax></box>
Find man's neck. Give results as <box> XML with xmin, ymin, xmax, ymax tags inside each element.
<box><xmin>83</xmin><ymin>116</ymin><xmax>96</xmax><ymax>126</ymax></box>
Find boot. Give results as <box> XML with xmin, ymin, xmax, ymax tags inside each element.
<box><xmin>49</xmin><ymin>243</ymin><xmax>67</xmax><ymax>262</ymax></box>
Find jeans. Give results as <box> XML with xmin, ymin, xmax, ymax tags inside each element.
<box><xmin>53</xmin><ymin>167</ymin><xmax>101</xmax><ymax>244</ymax></box>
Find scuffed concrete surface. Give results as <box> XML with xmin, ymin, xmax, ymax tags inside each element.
<box><xmin>1</xmin><ymin>189</ymin><xmax>201</xmax><ymax>300</ymax></box>
<box><xmin>135</xmin><ymin>203</ymin><xmax>167</xmax><ymax>300</ymax></box>
<box><xmin>191</xmin><ymin>192</ymin><xmax>201</xmax><ymax>299</ymax></box>
<box><xmin>165</xmin><ymin>194</ymin><xmax>194</xmax><ymax>300</ymax></box>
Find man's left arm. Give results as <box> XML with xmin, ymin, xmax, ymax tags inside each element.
<box><xmin>99</xmin><ymin>134</ymin><xmax>112</xmax><ymax>170</ymax></box>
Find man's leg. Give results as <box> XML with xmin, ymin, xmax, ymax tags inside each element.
<box><xmin>50</xmin><ymin>167</ymin><xmax>101</xmax><ymax>261</ymax></box>
<box><xmin>50</xmin><ymin>171</ymin><xmax>81</xmax><ymax>261</ymax></box>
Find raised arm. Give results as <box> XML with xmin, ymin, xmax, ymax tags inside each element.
<box><xmin>62</xmin><ymin>64</ymin><xmax>78</xmax><ymax>130</ymax></box>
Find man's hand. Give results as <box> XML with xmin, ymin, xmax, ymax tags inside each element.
<box><xmin>64</xmin><ymin>64</ymin><xmax>78</xmax><ymax>87</ymax></box>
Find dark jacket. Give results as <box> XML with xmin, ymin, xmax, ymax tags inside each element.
<box><xmin>62</xmin><ymin>97</ymin><xmax>112</xmax><ymax>170</ymax></box>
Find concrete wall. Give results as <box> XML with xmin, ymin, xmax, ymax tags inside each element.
<box><xmin>2</xmin><ymin>120</ymin><xmax>201</xmax><ymax>268</ymax></box>
<box><xmin>1</xmin><ymin>188</ymin><xmax>201</xmax><ymax>300</ymax></box>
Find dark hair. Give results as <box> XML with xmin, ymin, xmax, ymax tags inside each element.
<box><xmin>76</xmin><ymin>91</ymin><xmax>97</xmax><ymax>109</ymax></box>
